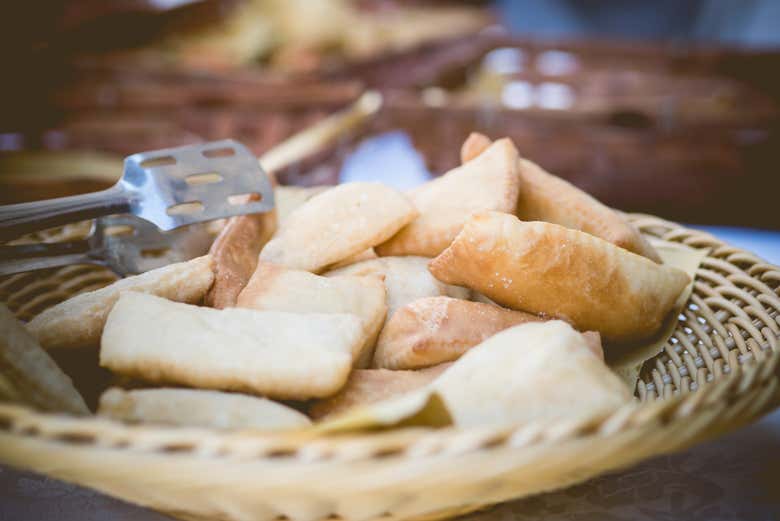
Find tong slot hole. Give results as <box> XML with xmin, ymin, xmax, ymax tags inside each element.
<box><xmin>202</xmin><ymin>147</ymin><xmax>235</xmax><ymax>158</ymax></box>
<box><xmin>140</xmin><ymin>156</ymin><xmax>176</xmax><ymax>168</ymax></box>
<box><xmin>228</xmin><ymin>193</ymin><xmax>262</xmax><ymax>205</ymax></box>
<box><xmin>186</xmin><ymin>172</ymin><xmax>223</xmax><ymax>186</ymax></box>
<box><xmin>142</xmin><ymin>248</ymin><xmax>171</xmax><ymax>258</ymax></box>
<box><xmin>104</xmin><ymin>225</ymin><xmax>135</xmax><ymax>237</ymax></box>
<box><xmin>167</xmin><ymin>201</ymin><xmax>204</xmax><ymax>216</ymax></box>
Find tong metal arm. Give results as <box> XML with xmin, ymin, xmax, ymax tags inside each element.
<box><xmin>0</xmin><ymin>215</ymin><xmax>214</xmax><ymax>277</ymax></box>
<box><xmin>0</xmin><ymin>239</ymin><xmax>105</xmax><ymax>275</ymax></box>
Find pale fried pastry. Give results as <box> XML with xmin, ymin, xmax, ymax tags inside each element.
<box><xmin>0</xmin><ymin>304</ymin><xmax>89</xmax><ymax>415</ymax></box>
<box><xmin>515</xmin><ymin>157</ymin><xmax>662</xmax><ymax>262</ymax></box>
<box><xmin>460</xmin><ymin>133</ymin><xmax>661</xmax><ymax>262</ymax></box>
<box><xmin>260</xmin><ymin>182</ymin><xmax>417</xmax><ymax>272</ymax></box>
<box><xmin>432</xmin><ymin>321</ymin><xmax>632</xmax><ymax>427</ymax></box>
<box><xmin>309</xmin><ymin>364</ymin><xmax>451</xmax><ymax>420</ymax></box>
<box><xmin>429</xmin><ymin>212</ymin><xmax>689</xmax><ymax>343</ymax></box>
<box><xmin>27</xmin><ymin>255</ymin><xmax>215</xmax><ymax>350</ymax></box>
<box><xmin>374</xmin><ymin>297</ymin><xmax>542</xmax><ymax>369</ymax></box>
<box><xmin>275</xmin><ymin>185</ymin><xmax>329</xmax><ymax>225</ymax></box>
<box><xmin>100</xmin><ymin>292</ymin><xmax>363</xmax><ymax>399</ymax></box>
<box><xmin>325</xmin><ymin>248</ymin><xmax>378</xmax><ymax>270</ymax></box>
<box><xmin>376</xmin><ymin>138</ymin><xmax>520</xmax><ymax>257</ymax></box>
<box><xmin>375</xmin><ymin>297</ymin><xmax>603</xmax><ymax>369</ymax></box>
<box><xmin>236</xmin><ymin>262</ymin><xmax>387</xmax><ymax>368</ymax></box>
<box><xmin>325</xmin><ymin>256</ymin><xmax>470</xmax><ymax>322</ymax></box>
<box><xmin>205</xmin><ymin>195</ymin><xmax>277</xmax><ymax>309</ymax></box>
<box><xmin>459</xmin><ymin>132</ymin><xmax>492</xmax><ymax>163</ymax></box>
<box><xmin>98</xmin><ymin>387</ymin><xmax>311</xmax><ymax>430</ymax></box>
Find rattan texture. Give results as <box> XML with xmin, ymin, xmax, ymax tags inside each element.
<box><xmin>0</xmin><ymin>221</ymin><xmax>117</xmax><ymax>321</ymax></box>
<box><xmin>0</xmin><ymin>214</ymin><xmax>778</xmax><ymax>521</ymax></box>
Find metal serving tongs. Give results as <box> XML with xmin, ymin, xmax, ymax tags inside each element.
<box><xmin>0</xmin><ymin>215</ymin><xmax>215</xmax><ymax>276</ymax></box>
<box><xmin>0</xmin><ymin>139</ymin><xmax>275</xmax><ymax>243</ymax></box>
<box><xmin>0</xmin><ymin>91</ymin><xmax>382</xmax><ymax>276</ymax></box>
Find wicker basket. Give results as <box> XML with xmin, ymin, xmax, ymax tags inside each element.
<box><xmin>0</xmin><ymin>214</ymin><xmax>778</xmax><ymax>521</ymax></box>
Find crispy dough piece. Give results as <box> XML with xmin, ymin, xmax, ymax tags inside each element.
<box><xmin>375</xmin><ymin>297</ymin><xmax>603</xmax><ymax>369</ymax></box>
<box><xmin>325</xmin><ymin>248</ymin><xmax>378</xmax><ymax>270</ymax></box>
<box><xmin>205</xmin><ymin>195</ymin><xmax>277</xmax><ymax>309</ymax></box>
<box><xmin>460</xmin><ymin>132</ymin><xmax>492</xmax><ymax>163</ymax></box>
<box><xmin>374</xmin><ymin>297</ymin><xmax>542</xmax><ymax>369</ymax></box>
<box><xmin>460</xmin><ymin>133</ymin><xmax>661</xmax><ymax>262</ymax></box>
<box><xmin>432</xmin><ymin>321</ymin><xmax>632</xmax><ymax>427</ymax></box>
<box><xmin>100</xmin><ymin>292</ymin><xmax>363</xmax><ymax>399</ymax></box>
<box><xmin>376</xmin><ymin>138</ymin><xmax>520</xmax><ymax>257</ymax></box>
<box><xmin>275</xmin><ymin>185</ymin><xmax>329</xmax><ymax>226</ymax></box>
<box><xmin>98</xmin><ymin>387</ymin><xmax>310</xmax><ymax>431</ymax></box>
<box><xmin>0</xmin><ymin>304</ymin><xmax>89</xmax><ymax>415</ymax></box>
<box><xmin>325</xmin><ymin>256</ymin><xmax>470</xmax><ymax>322</ymax></box>
<box><xmin>236</xmin><ymin>262</ymin><xmax>387</xmax><ymax>368</ymax></box>
<box><xmin>260</xmin><ymin>182</ymin><xmax>417</xmax><ymax>272</ymax></box>
<box><xmin>309</xmin><ymin>364</ymin><xmax>451</xmax><ymax>420</ymax></box>
<box><xmin>27</xmin><ymin>255</ymin><xmax>215</xmax><ymax>350</ymax></box>
<box><xmin>429</xmin><ymin>212</ymin><xmax>690</xmax><ymax>343</ymax></box>
<box><xmin>515</xmin><ymin>157</ymin><xmax>661</xmax><ymax>262</ymax></box>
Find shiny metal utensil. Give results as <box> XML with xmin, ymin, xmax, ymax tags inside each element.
<box><xmin>0</xmin><ymin>139</ymin><xmax>274</xmax><ymax>242</ymax></box>
<box><xmin>0</xmin><ymin>91</ymin><xmax>384</xmax><ymax>275</ymax></box>
<box><xmin>0</xmin><ymin>214</ymin><xmax>214</xmax><ymax>276</ymax></box>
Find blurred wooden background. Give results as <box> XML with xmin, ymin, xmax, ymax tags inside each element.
<box><xmin>1</xmin><ymin>1</ymin><xmax>778</xmax><ymax>228</ymax></box>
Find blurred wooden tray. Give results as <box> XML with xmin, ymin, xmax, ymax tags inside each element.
<box><xmin>2</xmin><ymin>33</ymin><xmax>779</xmax><ymax>228</ymax></box>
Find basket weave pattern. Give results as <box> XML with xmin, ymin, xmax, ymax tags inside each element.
<box><xmin>0</xmin><ymin>215</ymin><xmax>778</xmax><ymax>521</ymax></box>
<box><xmin>630</xmin><ymin>215</ymin><xmax>780</xmax><ymax>400</ymax></box>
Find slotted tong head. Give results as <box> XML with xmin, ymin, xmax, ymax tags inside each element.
<box><xmin>0</xmin><ymin>139</ymin><xmax>275</xmax><ymax>274</ymax></box>
<box><xmin>0</xmin><ymin>91</ymin><xmax>384</xmax><ymax>276</ymax></box>
<box><xmin>0</xmin><ymin>215</ymin><xmax>216</xmax><ymax>276</ymax></box>
<box><xmin>0</xmin><ymin>139</ymin><xmax>274</xmax><ymax>242</ymax></box>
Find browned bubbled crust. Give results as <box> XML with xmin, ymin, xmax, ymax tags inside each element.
<box><xmin>460</xmin><ymin>132</ymin><xmax>661</xmax><ymax>263</ymax></box>
<box><xmin>514</xmin><ymin>158</ymin><xmax>662</xmax><ymax>263</ymax></box>
<box><xmin>205</xmin><ymin>196</ymin><xmax>277</xmax><ymax>309</ymax></box>
<box><xmin>376</xmin><ymin>138</ymin><xmax>520</xmax><ymax>258</ymax></box>
<box><xmin>429</xmin><ymin>212</ymin><xmax>689</xmax><ymax>343</ymax></box>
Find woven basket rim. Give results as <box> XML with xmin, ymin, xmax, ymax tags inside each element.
<box><xmin>1</xmin><ymin>213</ymin><xmax>779</xmax><ymax>464</ymax></box>
<box><xmin>0</xmin><ymin>351</ymin><xmax>777</xmax><ymax>462</ymax></box>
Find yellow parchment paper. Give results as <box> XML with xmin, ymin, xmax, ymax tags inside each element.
<box><xmin>311</xmin><ymin>389</ymin><xmax>451</xmax><ymax>434</ymax></box>
<box><xmin>605</xmin><ymin>239</ymin><xmax>708</xmax><ymax>390</ymax></box>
